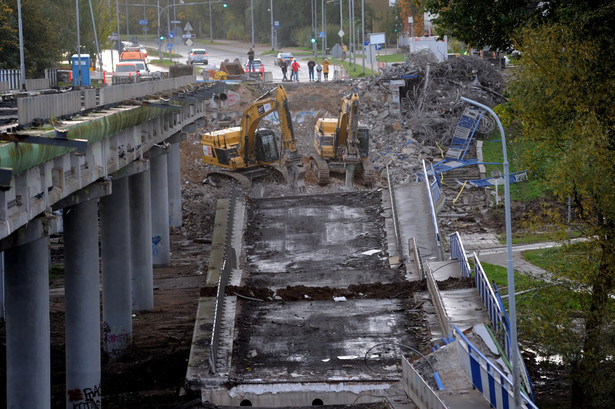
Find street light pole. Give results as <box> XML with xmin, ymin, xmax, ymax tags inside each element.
<box><xmin>250</xmin><ymin>0</ymin><xmax>255</xmax><ymax>48</ymax></box>
<box><xmin>461</xmin><ymin>96</ymin><xmax>521</xmax><ymax>407</ymax></box>
<box><xmin>270</xmin><ymin>0</ymin><xmax>274</xmax><ymax>51</ymax></box>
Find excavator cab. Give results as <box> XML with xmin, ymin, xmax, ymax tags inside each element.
<box><xmin>254</xmin><ymin>129</ymin><xmax>280</xmax><ymax>163</ymax></box>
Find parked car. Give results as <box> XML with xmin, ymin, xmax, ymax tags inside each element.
<box><xmin>275</xmin><ymin>52</ymin><xmax>293</xmax><ymax>66</ymax></box>
<box><xmin>245</xmin><ymin>58</ymin><xmax>264</xmax><ymax>72</ymax></box>
<box><xmin>120</xmin><ymin>50</ymin><xmax>147</xmax><ymax>62</ymax></box>
<box><xmin>188</xmin><ymin>48</ymin><xmax>208</xmax><ymax>65</ymax></box>
<box><xmin>124</xmin><ymin>45</ymin><xmax>148</xmax><ymax>58</ymax></box>
<box><xmin>113</xmin><ymin>62</ymin><xmax>143</xmax><ymax>83</ymax></box>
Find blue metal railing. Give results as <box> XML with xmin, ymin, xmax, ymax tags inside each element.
<box><xmin>449</xmin><ymin>232</ymin><xmax>472</xmax><ymax>278</ymax></box>
<box><xmin>454</xmin><ymin>326</ymin><xmax>539</xmax><ymax>409</ymax></box>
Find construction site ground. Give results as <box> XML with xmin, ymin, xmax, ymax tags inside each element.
<box><xmin>0</xmin><ymin>79</ymin><xmax>570</xmax><ymax>408</ymax></box>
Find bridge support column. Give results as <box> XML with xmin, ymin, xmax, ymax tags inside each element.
<box><xmin>100</xmin><ymin>176</ymin><xmax>132</xmax><ymax>357</ymax></box>
<box><xmin>150</xmin><ymin>149</ymin><xmax>170</xmax><ymax>267</ymax></box>
<box><xmin>64</xmin><ymin>199</ymin><xmax>102</xmax><ymax>408</ymax></box>
<box><xmin>168</xmin><ymin>139</ymin><xmax>182</xmax><ymax>229</ymax></box>
<box><xmin>130</xmin><ymin>169</ymin><xmax>154</xmax><ymax>311</ymax></box>
<box><xmin>5</xmin><ymin>224</ymin><xmax>51</xmax><ymax>409</ymax></box>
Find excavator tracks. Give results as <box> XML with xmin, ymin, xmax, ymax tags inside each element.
<box><xmin>308</xmin><ymin>155</ymin><xmax>331</xmax><ymax>186</ymax></box>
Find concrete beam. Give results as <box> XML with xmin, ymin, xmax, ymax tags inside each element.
<box><xmin>0</xmin><ymin>214</ymin><xmax>61</xmax><ymax>252</ymax></box>
<box><xmin>51</xmin><ymin>180</ymin><xmax>112</xmax><ymax>211</ymax></box>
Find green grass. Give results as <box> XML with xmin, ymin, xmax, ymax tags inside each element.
<box><xmin>481</xmin><ymin>132</ymin><xmax>543</xmax><ymax>202</ymax></box>
<box><xmin>149</xmin><ymin>59</ymin><xmax>180</xmax><ymax>67</ymax></box>
<box><xmin>479</xmin><ymin>261</ymin><xmax>541</xmax><ymax>293</ymax></box>
<box><xmin>49</xmin><ymin>265</ymin><xmax>64</xmax><ymax>279</ymax></box>
<box><xmin>377</xmin><ymin>53</ymin><xmax>405</xmax><ymax>63</ymax></box>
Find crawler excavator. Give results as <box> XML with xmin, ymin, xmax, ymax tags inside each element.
<box><xmin>200</xmin><ymin>85</ymin><xmax>305</xmax><ymax>190</ymax></box>
<box><xmin>310</xmin><ymin>90</ymin><xmax>375</xmax><ymax>187</ymax></box>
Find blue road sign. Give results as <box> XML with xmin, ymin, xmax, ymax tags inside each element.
<box><xmin>139</xmin><ymin>19</ymin><xmax>148</xmax><ymax>25</ymax></box>
<box><xmin>364</xmin><ymin>41</ymin><xmax>369</xmax><ymax>47</ymax></box>
<box><xmin>169</xmin><ymin>31</ymin><xmax>175</xmax><ymax>39</ymax></box>
<box><xmin>375</xmin><ymin>44</ymin><xmax>382</xmax><ymax>50</ymax></box>
<box><xmin>318</xmin><ymin>31</ymin><xmax>325</xmax><ymax>38</ymax></box>
<box><xmin>274</xmin><ymin>20</ymin><xmax>279</xmax><ymax>28</ymax></box>
<box><xmin>166</xmin><ymin>43</ymin><xmax>174</xmax><ymax>50</ymax></box>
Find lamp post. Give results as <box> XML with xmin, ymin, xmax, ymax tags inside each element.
<box><xmin>250</xmin><ymin>0</ymin><xmax>254</xmax><ymax>48</ymax></box>
<box><xmin>461</xmin><ymin>96</ymin><xmax>520</xmax><ymax>407</ymax></box>
<box><xmin>270</xmin><ymin>0</ymin><xmax>274</xmax><ymax>51</ymax></box>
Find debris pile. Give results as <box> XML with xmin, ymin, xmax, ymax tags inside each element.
<box><xmin>355</xmin><ymin>50</ymin><xmax>506</xmax><ymax>184</ymax></box>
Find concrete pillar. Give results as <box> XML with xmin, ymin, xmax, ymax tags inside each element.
<box><xmin>167</xmin><ymin>141</ymin><xmax>182</xmax><ymax>229</ymax></box>
<box><xmin>0</xmin><ymin>252</ymin><xmax>4</xmax><ymax>320</ymax></box>
<box><xmin>5</xmin><ymin>235</ymin><xmax>51</xmax><ymax>409</ymax></box>
<box><xmin>64</xmin><ymin>199</ymin><xmax>102</xmax><ymax>409</ymax></box>
<box><xmin>100</xmin><ymin>176</ymin><xmax>132</xmax><ymax>357</ymax></box>
<box><xmin>150</xmin><ymin>151</ymin><xmax>170</xmax><ymax>267</ymax></box>
<box><xmin>130</xmin><ymin>169</ymin><xmax>154</xmax><ymax>311</ymax></box>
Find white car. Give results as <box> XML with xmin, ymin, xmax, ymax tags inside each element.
<box><xmin>245</xmin><ymin>58</ymin><xmax>264</xmax><ymax>72</ymax></box>
<box><xmin>188</xmin><ymin>49</ymin><xmax>208</xmax><ymax>65</ymax></box>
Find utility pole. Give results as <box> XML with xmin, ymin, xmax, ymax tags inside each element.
<box><xmin>250</xmin><ymin>0</ymin><xmax>255</xmax><ymax>47</ymax></box>
<box><xmin>361</xmin><ymin>0</ymin><xmax>365</xmax><ymax>74</ymax></box>
<box><xmin>16</xmin><ymin>0</ymin><xmax>26</xmax><ymax>91</ymax></box>
<box><xmin>76</xmin><ymin>0</ymin><xmax>82</xmax><ymax>87</ymax></box>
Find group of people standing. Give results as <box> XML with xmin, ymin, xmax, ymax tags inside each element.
<box><xmin>280</xmin><ymin>57</ymin><xmax>330</xmax><ymax>82</ymax></box>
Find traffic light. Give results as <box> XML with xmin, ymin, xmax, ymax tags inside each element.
<box><xmin>223</xmin><ymin>1</ymin><xmax>227</xmax><ymax>7</ymax></box>
<box><xmin>311</xmin><ymin>32</ymin><xmax>316</xmax><ymax>44</ymax></box>
<box><xmin>160</xmin><ymin>34</ymin><xmax>165</xmax><ymax>41</ymax></box>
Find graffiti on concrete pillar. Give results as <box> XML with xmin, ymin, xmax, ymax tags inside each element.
<box><xmin>152</xmin><ymin>234</ymin><xmax>161</xmax><ymax>256</ymax></box>
<box><xmin>68</xmin><ymin>383</ymin><xmax>101</xmax><ymax>408</ymax></box>
<box><xmin>103</xmin><ymin>321</ymin><xmax>131</xmax><ymax>357</ymax></box>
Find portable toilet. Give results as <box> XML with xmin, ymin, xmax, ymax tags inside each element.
<box><xmin>72</xmin><ymin>54</ymin><xmax>91</xmax><ymax>86</ymax></box>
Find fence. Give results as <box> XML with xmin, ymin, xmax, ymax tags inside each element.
<box><xmin>16</xmin><ymin>75</ymin><xmax>197</xmax><ymax>125</ymax></box>
<box><xmin>422</xmin><ymin>159</ymin><xmax>443</xmax><ymax>260</ymax></box>
<box><xmin>449</xmin><ymin>232</ymin><xmax>472</xmax><ymax>278</ymax></box>
<box><xmin>0</xmin><ymin>69</ymin><xmax>21</xmax><ymax>90</ymax></box>
<box><xmin>17</xmin><ymin>91</ymin><xmax>81</xmax><ymax>125</ymax></box>
<box><xmin>0</xmin><ymin>69</ymin><xmax>57</xmax><ymax>91</ymax></box>
<box><xmin>449</xmin><ymin>232</ymin><xmax>535</xmax><ymax>402</ymax></box>
<box><xmin>454</xmin><ymin>326</ymin><xmax>538</xmax><ymax>409</ymax></box>
<box><xmin>401</xmin><ymin>356</ymin><xmax>448</xmax><ymax>409</ymax></box>
<box><xmin>209</xmin><ymin>184</ymin><xmax>238</xmax><ymax>374</ymax></box>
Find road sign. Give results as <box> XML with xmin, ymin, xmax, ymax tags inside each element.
<box><xmin>338</xmin><ymin>29</ymin><xmax>344</xmax><ymax>38</ymax></box>
<box><xmin>109</xmin><ymin>34</ymin><xmax>119</xmax><ymax>40</ymax></box>
<box><xmin>167</xmin><ymin>43</ymin><xmax>174</xmax><ymax>50</ymax></box>
<box><xmin>169</xmin><ymin>31</ymin><xmax>175</xmax><ymax>39</ymax></box>
<box><xmin>318</xmin><ymin>31</ymin><xmax>325</xmax><ymax>38</ymax></box>
<box><xmin>185</xmin><ymin>39</ymin><xmax>194</xmax><ymax>46</ymax></box>
<box><xmin>171</xmin><ymin>20</ymin><xmax>181</xmax><ymax>24</ymax></box>
<box><xmin>182</xmin><ymin>34</ymin><xmax>191</xmax><ymax>39</ymax></box>
<box><xmin>364</xmin><ymin>41</ymin><xmax>369</xmax><ymax>47</ymax></box>
<box><xmin>184</xmin><ymin>22</ymin><xmax>193</xmax><ymax>32</ymax></box>
<box><xmin>138</xmin><ymin>19</ymin><xmax>148</xmax><ymax>25</ymax></box>
<box><xmin>274</xmin><ymin>20</ymin><xmax>279</xmax><ymax>28</ymax></box>
<box><xmin>375</xmin><ymin>44</ymin><xmax>382</xmax><ymax>50</ymax></box>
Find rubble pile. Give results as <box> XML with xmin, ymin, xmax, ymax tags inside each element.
<box><xmin>355</xmin><ymin>50</ymin><xmax>506</xmax><ymax>184</ymax></box>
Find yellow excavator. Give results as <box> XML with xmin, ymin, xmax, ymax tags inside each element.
<box><xmin>201</xmin><ymin>85</ymin><xmax>305</xmax><ymax>190</ymax></box>
<box><xmin>310</xmin><ymin>90</ymin><xmax>375</xmax><ymax>187</ymax></box>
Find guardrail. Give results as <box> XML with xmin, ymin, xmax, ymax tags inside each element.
<box><xmin>385</xmin><ymin>162</ymin><xmax>403</xmax><ymax>263</ymax></box>
<box><xmin>454</xmin><ymin>326</ymin><xmax>538</xmax><ymax>409</ymax></box>
<box><xmin>425</xmin><ymin>257</ymin><xmax>451</xmax><ymax>338</ymax></box>
<box><xmin>17</xmin><ymin>91</ymin><xmax>82</xmax><ymax>125</ymax></box>
<box><xmin>449</xmin><ymin>232</ymin><xmax>472</xmax><ymax>278</ymax></box>
<box><xmin>401</xmin><ymin>355</ymin><xmax>448</xmax><ymax>409</ymax></box>
<box><xmin>450</xmin><ymin>232</ymin><xmax>535</xmax><ymax>402</ymax></box>
<box><xmin>98</xmin><ymin>75</ymin><xmax>196</xmax><ymax>105</ymax></box>
<box><xmin>209</xmin><ymin>184</ymin><xmax>238</xmax><ymax>374</ymax></box>
<box><xmin>422</xmin><ymin>159</ymin><xmax>443</xmax><ymax>260</ymax></box>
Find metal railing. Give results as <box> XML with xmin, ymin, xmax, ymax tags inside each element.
<box><xmin>209</xmin><ymin>184</ymin><xmax>238</xmax><ymax>374</ymax></box>
<box><xmin>17</xmin><ymin>91</ymin><xmax>81</xmax><ymax>125</ymax></box>
<box><xmin>422</xmin><ymin>159</ymin><xmax>443</xmax><ymax>260</ymax></box>
<box><xmin>454</xmin><ymin>326</ymin><xmax>538</xmax><ymax>409</ymax></box>
<box><xmin>401</xmin><ymin>355</ymin><xmax>448</xmax><ymax>409</ymax></box>
<box><xmin>386</xmin><ymin>162</ymin><xmax>403</xmax><ymax>263</ymax></box>
<box><xmin>449</xmin><ymin>232</ymin><xmax>472</xmax><ymax>278</ymax></box>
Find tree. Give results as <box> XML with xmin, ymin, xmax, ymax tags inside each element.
<box><xmin>1</xmin><ymin>0</ymin><xmax>59</xmax><ymax>76</ymax></box>
<box><xmin>505</xmin><ymin>3</ymin><xmax>615</xmax><ymax>407</ymax></box>
<box><xmin>421</xmin><ymin>0</ymin><xmax>542</xmax><ymax>52</ymax></box>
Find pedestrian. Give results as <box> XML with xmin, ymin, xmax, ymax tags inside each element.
<box><xmin>322</xmin><ymin>59</ymin><xmax>330</xmax><ymax>81</ymax></box>
<box><xmin>307</xmin><ymin>58</ymin><xmax>316</xmax><ymax>81</ymax></box>
<box><xmin>316</xmin><ymin>63</ymin><xmax>322</xmax><ymax>82</ymax></box>
<box><xmin>280</xmin><ymin>59</ymin><xmax>288</xmax><ymax>81</ymax></box>
<box><xmin>291</xmin><ymin>59</ymin><xmax>300</xmax><ymax>82</ymax></box>
<box><xmin>342</xmin><ymin>43</ymin><xmax>347</xmax><ymax>61</ymax></box>
<box><xmin>247</xmin><ymin>47</ymin><xmax>255</xmax><ymax>72</ymax></box>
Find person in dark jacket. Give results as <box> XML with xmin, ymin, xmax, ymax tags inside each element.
<box><xmin>247</xmin><ymin>48</ymin><xmax>255</xmax><ymax>72</ymax></box>
<box><xmin>280</xmin><ymin>59</ymin><xmax>288</xmax><ymax>81</ymax></box>
<box><xmin>307</xmin><ymin>58</ymin><xmax>316</xmax><ymax>81</ymax></box>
